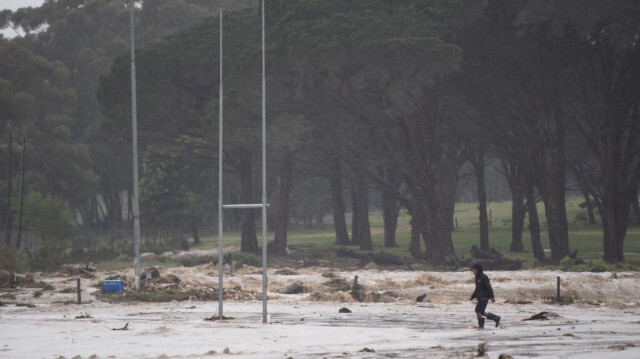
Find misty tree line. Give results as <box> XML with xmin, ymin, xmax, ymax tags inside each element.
<box><xmin>1</xmin><ymin>0</ymin><xmax>639</xmax><ymax>266</ymax></box>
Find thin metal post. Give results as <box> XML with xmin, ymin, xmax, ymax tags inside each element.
<box><xmin>4</xmin><ymin>123</ymin><xmax>12</xmax><ymax>246</ymax></box>
<box><xmin>217</xmin><ymin>9</ymin><xmax>225</xmax><ymax>318</ymax></box>
<box><xmin>129</xmin><ymin>0</ymin><xmax>141</xmax><ymax>291</ymax></box>
<box><xmin>76</xmin><ymin>278</ymin><xmax>81</xmax><ymax>304</ymax></box>
<box><xmin>216</xmin><ymin>2</ymin><xmax>268</xmax><ymax>323</ymax></box>
<box><xmin>16</xmin><ymin>125</ymin><xmax>25</xmax><ymax>249</ymax></box>
<box><xmin>261</xmin><ymin>0</ymin><xmax>268</xmax><ymax>324</ymax></box>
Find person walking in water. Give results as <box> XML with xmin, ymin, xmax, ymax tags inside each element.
<box><xmin>470</xmin><ymin>263</ymin><xmax>501</xmax><ymax>328</ymax></box>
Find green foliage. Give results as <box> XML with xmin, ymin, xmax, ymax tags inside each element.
<box><xmin>588</xmin><ymin>260</ymin><xmax>609</xmax><ymax>273</ymax></box>
<box><xmin>0</xmin><ymin>40</ymin><xmax>98</xmax><ymax>229</ymax></box>
<box><xmin>177</xmin><ymin>256</ymin><xmax>211</xmax><ymax>267</ymax></box>
<box><xmin>31</xmin><ymin>241</ymin><xmax>68</xmax><ymax>272</ymax></box>
<box><xmin>559</xmin><ymin>256</ymin><xmax>574</xmax><ymax>271</ymax></box>
<box><xmin>139</xmin><ymin>136</ymin><xmax>214</xmax><ymax>244</ymax></box>
<box><xmin>3</xmin><ymin>0</ymin><xmax>639</xmax><ymax>267</ymax></box>
<box><xmin>21</xmin><ymin>191</ymin><xmax>76</xmax><ymax>241</ymax></box>
<box><xmin>0</xmin><ymin>245</ymin><xmax>17</xmax><ymax>271</ymax></box>
<box><xmin>231</xmin><ymin>252</ymin><xmax>261</xmax><ymax>268</ymax></box>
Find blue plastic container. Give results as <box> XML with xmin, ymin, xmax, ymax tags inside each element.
<box><xmin>103</xmin><ymin>279</ymin><xmax>124</xmax><ymax>293</ymax></box>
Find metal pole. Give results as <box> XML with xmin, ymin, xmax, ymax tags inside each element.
<box><xmin>261</xmin><ymin>0</ymin><xmax>268</xmax><ymax>324</ymax></box>
<box><xmin>4</xmin><ymin>123</ymin><xmax>12</xmax><ymax>246</ymax></box>
<box><xmin>16</xmin><ymin>125</ymin><xmax>25</xmax><ymax>250</ymax></box>
<box><xmin>217</xmin><ymin>9</ymin><xmax>225</xmax><ymax>318</ymax></box>
<box><xmin>130</xmin><ymin>0</ymin><xmax>142</xmax><ymax>292</ymax></box>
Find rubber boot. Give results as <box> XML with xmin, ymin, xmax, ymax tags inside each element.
<box><xmin>487</xmin><ymin>313</ymin><xmax>501</xmax><ymax>327</ymax></box>
<box><xmin>477</xmin><ymin>317</ymin><xmax>485</xmax><ymax>328</ymax></box>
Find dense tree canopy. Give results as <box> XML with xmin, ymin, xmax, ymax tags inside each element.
<box><xmin>1</xmin><ymin>0</ymin><xmax>639</xmax><ymax>267</ymax></box>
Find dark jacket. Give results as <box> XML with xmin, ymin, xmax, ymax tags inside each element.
<box><xmin>470</xmin><ymin>264</ymin><xmax>494</xmax><ymax>300</ymax></box>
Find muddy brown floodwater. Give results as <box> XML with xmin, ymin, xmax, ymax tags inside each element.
<box><xmin>1</xmin><ymin>264</ymin><xmax>640</xmax><ymax>358</ymax></box>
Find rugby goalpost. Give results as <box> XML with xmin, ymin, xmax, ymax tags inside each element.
<box><xmin>217</xmin><ymin>1</ymin><xmax>269</xmax><ymax>324</ymax></box>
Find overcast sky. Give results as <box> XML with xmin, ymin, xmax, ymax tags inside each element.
<box><xmin>1</xmin><ymin>0</ymin><xmax>45</xmax><ymax>11</ymax></box>
<box><xmin>1</xmin><ymin>0</ymin><xmax>46</xmax><ymax>38</ymax></box>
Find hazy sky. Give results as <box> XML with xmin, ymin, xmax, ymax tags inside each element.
<box><xmin>1</xmin><ymin>0</ymin><xmax>46</xmax><ymax>38</ymax></box>
<box><xmin>1</xmin><ymin>0</ymin><xmax>45</xmax><ymax>11</ymax></box>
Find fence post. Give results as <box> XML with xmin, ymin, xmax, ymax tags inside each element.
<box><xmin>77</xmin><ymin>278</ymin><xmax>81</xmax><ymax>304</ymax></box>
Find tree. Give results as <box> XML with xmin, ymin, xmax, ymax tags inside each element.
<box><xmin>559</xmin><ymin>3</ymin><xmax>640</xmax><ymax>263</ymax></box>
<box><xmin>273</xmin><ymin>0</ymin><xmax>484</xmax><ymax>264</ymax></box>
<box><xmin>0</xmin><ymin>40</ymin><xmax>96</xmax><ymax>248</ymax></box>
<box><xmin>464</xmin><ymin>144</ymin><xmax>490</xmax><ymax>251</ymax></box>
<box><xmin>460</xmin><ymin>0</ymin><xmax>572</xmax><ymax>263</ymax></box>
<box><xmin>139</xmin><ymin>136</ymin><xmax>214</xmax><ymax>249</ymax></box>
<box><xmin>514</xmin><ymin>0</ymin><xmax>640</xmax><ymax>263</ymax></box>
<box><xmin>8</xmin><ymin>0</ymin><xmax>254</xmax><ymax>239</ymax></box>
<box><xmin>21</xmin><ymin>191</ymin><xmax>76</xmax><ymax>243</ymax></box>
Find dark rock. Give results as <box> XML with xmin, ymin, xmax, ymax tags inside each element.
<box><xmin>469</xmin><ymin>245</ymin><xmax>523</xmax><ymax>270</ymax></box>
<box><xmin>523</xmin><ymin>311</ymin><xmax>560</xmax><ymax>321</ymax></box>
<box><xmin>278</xmin><ymin>281</ymin><xmax>306</xmax><ymax>294</ymax></box>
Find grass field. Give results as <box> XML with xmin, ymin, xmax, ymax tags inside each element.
<box><xmin>96</xmin><ymin>196</ymin><xmax>639</xmax><ymax>271</ymax></box>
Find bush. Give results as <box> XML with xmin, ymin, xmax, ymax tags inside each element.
<box><xmin>0</xmin><ymin>245</ymin><xmax>17</xmax><ymax>271</ymax></box>
<box><xmin>31</xmin><ymin>241</ymin><xmax>69</xmax><ymax>272</ymax></box>
<box><xmin>525</xmin><ymin>257</ymin><xmax>542</xmax><ymax>269</ymax></box>
<box><xmin>70</xmin><ymin>247</ymin><xmax>119</xmax><ymax>262</ymax></box>
<box><xmin>588</xmin><ymin>260</ymin><xmax>610</xmax><ymax>273</ymax></box>
<box><xmin>178</xmin><ymin>256</ymin><xmax>211</xmax><ymax>267</ymax></box>
<box><xmin>559</xmin><ymin>256</ymin><xmax>574</xmax><ymax>271</ymax></box>
<box><xmin>231</xmin><ymin>252</ymin><xmax>261</xmax><ymax>268</ymax></box>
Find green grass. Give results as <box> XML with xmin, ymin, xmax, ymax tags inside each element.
<box><xmin>91</xmin><ymin>196</ymin><xmax>640</xmax><ymax>271</ymax></box>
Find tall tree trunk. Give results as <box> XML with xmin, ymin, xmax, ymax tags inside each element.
<box><xmin>472</xmin><ymin>147</ymin><xmax>490</xmax><ymax>251</ymax></box>
<box><xmin>422</xmin><ymin>198</ymin><xmax>457</xmax><ymax>265</ymax></box>
<box><xmin>273</xmin><ymin>152</ymin><xmax>293</xmax><ymax>254</ymax></box>
<box><xmin>631</xmin><ymin>185</ymin><xmax>640</xmax><ymax>226</ymax></box>
<box><xmin>600</xmin><ymin>171</ymin><xmax>632</xmax><ymax>263</ymax></box>
<box><xmin>503</xmin><ymin>160</ymin><xmax>525</xmax><ymax>252</ymax></box>
<box><xmin>350</xmin><ymin>181</ymin><xmax>360</xmax><ymax>246</ymax></box>
<box><xmin>510</xmin><ymin>192</ymin><xmax>526</xmax><ymax>252</ymax></box>
<box><xmin>382</xmin><ymin>189</ymin><xmax>399</xmax><ymax>248</ymax></box>
<box><xmin>538</xmin><ymin>143</ymin><xmax>570</xmax><ymax>263</ymax></box>
<box><xmin>409</xmin><ymin>215</ymin><xmax>422</xmax><ymax>257</ymax></box>
<box><xmin>541</xmin><ymin>186</ymin><xmax>569</xmax><ymax>263</ymax></box>
<box><xmin>420</xmin><ymin>141</ymin><xmax>459</xmax><ymax>265</ymax></box>
<box><xmin>329</xmin><ymin>158</ymin><xmax>350</xmax><ymax>245</ymax></box>
<box><xmin>380</xmin><ymin>167</ymin><xmax>401</xmax><ymax>248</ymax></box>
<box><xmin>580</xmin><ymin>186</ymin><xmax>597</xmax><ymax>225</ymax></box>
<box><xmin>192</xmin><ymin>224</ymin><xmax>201</xmax><ymax>245</ymax></box>
<box><xmin>238</xmin><ymin>153</ymin><xmax>258</xmax><ymax>253</ymax></box>
<box><xmin>351</xmin><ymin>169</ymin><xmax>372</xmax><ymax>251</ymax></box>
<box><xmin>526</xmin><ymin>183</ymin><xmax>545</xmax><ymax>262</ymax></box>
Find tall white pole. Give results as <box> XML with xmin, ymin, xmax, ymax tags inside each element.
<box><xmin>217</xmin><ymin>9</ymin><xmax>225</xmax><ymax>318</ymax></box>
<box><xmin>129</xmin><ymin>0</ymin><xmax>141</xmax><ymax>292</ymax></box>
<box><xmin>261</xmin><ymin>0</ymin><xmax>268</xmax><ymax>324</ymax></box>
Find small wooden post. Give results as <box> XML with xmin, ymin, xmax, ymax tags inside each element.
<box><xmin>77</xmin><ymin>278</ymin><xmax>81</xmax><ymax>304</ymax></box>
<box><xmin>455</xmin><ymin>217</ymin><xmax>458</xmax><ymax>230</ymax></box>
<box><xmin>556</xmin><ymin>276</ymin><xmax>560</xmax><ymax>301</ymax></box>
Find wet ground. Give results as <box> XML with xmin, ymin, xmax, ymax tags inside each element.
<box><xmin>2</xmin><ymin>267</ymin><xmax>640</xmax><ymax>358</ymax></box>
<box><xmin>2</xmin><ymin>299</ymin><xmax>640</xmax><ymax>358</ymax></box>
